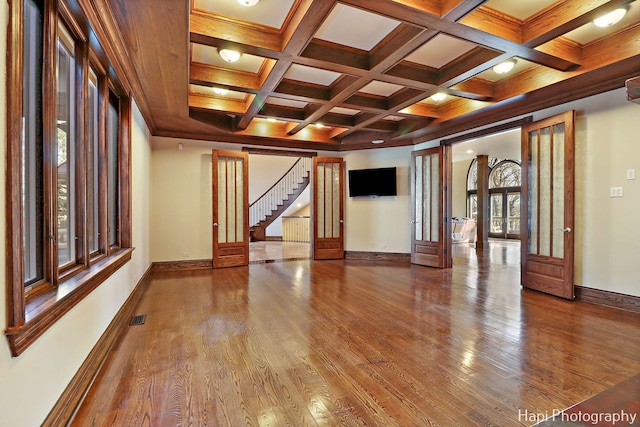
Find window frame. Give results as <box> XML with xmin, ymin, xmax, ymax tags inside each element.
<box><xmin>5</xmin><ymin>0</ymin><xmax>133</xmax><ymax>357</ymax></box>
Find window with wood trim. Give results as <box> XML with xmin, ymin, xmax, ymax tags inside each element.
<box><xmin>5</xmin><ymin>0</ymin><xmax>133</xmax><ymax>356</ymax></box>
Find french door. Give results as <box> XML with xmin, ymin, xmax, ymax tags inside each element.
<box><xmin>212</xmin><ymin>150</ymin><xmax>249</xmax><ymax>268</ymax></box>
<box><xmin>312</xmin><ymin>157</ymin><xmax>344</xmax><ymax>260</ymax></box>
<box><xmin>521</xmin><ymin>111</ymin><xmax>575</xmax><ymax>299</ymax></box>
<box><xmin>489</xmin><ymin>190</ymin><xmax>521</xmax><ymax>239</ymax></box>
<box><xmin>411</xmin><ymin>146</ymin><xmax>452</xmax><ymax>268</ymax></box>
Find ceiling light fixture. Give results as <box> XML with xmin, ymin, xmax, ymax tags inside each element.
<box><xmin>218</xmin><ymin>48</ymin><xmax>241</xmax><ymax>62</ymax></box>
<box><xmin>237</xmin><ymin>0</ymin><xmax>259</xmax><ymax>6</ymax></box>
<box><xmin>430</xmin><ymin>92</ymin><xmax>447</xmax><ymax>102</ymax></box>
<box><xmin>493</xmin><ymin>59</ymin><xmax>517</xmax><ymax>75</ymax></box>
<box><xmin>213</xmin><ymin>88</ymin><xmax>228</xmax><ymax>95</ymax></box>
<box><xmin>593</xmin><ymin>7</ymin><xmax>627</xmax><ymax>27</ymax></box>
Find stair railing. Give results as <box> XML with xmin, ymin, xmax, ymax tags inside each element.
<box><xmin>249</xmin><ymin>157</ymin><xmax>312</xmax><ymax>227</ymax></box>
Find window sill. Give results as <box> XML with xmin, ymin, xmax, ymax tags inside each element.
<box><xmin>5</xmin><ymin>248</ymin><xmax>134</xmax><ymax>357</ymax></box>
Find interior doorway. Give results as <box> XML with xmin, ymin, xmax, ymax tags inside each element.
<box><xmin>247</xmin><ymin>152</ymin><xmax>312</xmax><ymax>263</ymax></box>
<box><xmin>449</xmin><ymin>128</ymin><xmax>522</xmax><ymax>267</ymax></box>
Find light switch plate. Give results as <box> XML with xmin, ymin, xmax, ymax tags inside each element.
<box><xmin>627</xmin><ymin>169</ymin><xmax>636</xmax><ymax>180</ymax></box>
<box><xmin>610</xmin><ymin>187</ymin><xmax>623</xmax><ymax>197</ymax></box>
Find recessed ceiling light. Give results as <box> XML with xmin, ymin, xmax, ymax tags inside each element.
<box><xmin>213</xmin><ymin>88</ymin><xmax>228</xmax><ymax>95</ymax></box>
<box><xmin>218</xmin><ymin>48</ymin><xmax>241</xmax><ymax>62</ymax></box>
<box><xmin>493</xmin><ymin>59</ymin><xmax>517</xmax><ymax>75</ymax></box>
<box><xmin>593</xmin><ymin>7</ymin><xmax>627</xmax><ymax>27</ymax></box>
<box><xmin>430</xmin><ymin>92</ymin><xmax>447</xmax><ymax>102</ymax></box>
<box><xmin>237</xmin><ymin>0</ymin><xmax>259</xmax><ymax>6</ymax></box>
<box><xmin>267</xmin><ymin>118</ymin><xmax>277</xmax><ymax>122</ymax></box>
<box><xmin>315</xmin><ymin>123</ymin><xmax>325</xmax><ymax>129</ymax></box>
<box><xmin>372</xmin><ymin>139</ymin><xmax>384</xmax><ymax>144</ymax></box>
<box><xmin>466</xmin><ymin>149</ymin><xmax>474</xmax><ymax>154</ymax></box>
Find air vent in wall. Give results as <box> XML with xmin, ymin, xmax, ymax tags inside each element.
<box><xmin>129</xmin><ymin>315</ymin><xmax>146</xmax><ymax>326</ymax></box>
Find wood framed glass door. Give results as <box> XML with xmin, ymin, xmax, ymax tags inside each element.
<box><xmin>489</xmin><ymin>190</ymin><xmax>521</xmax><ymax>239</ymax></box>
<box><xmin>411</xmin><ymin>146</ymin><xmax>452</xmax><ymax>268</ymax></box>
<box><xmin>312</xmin><ymin>157</ymin><xmax>344</xmax><ymax>260</ymax></box>
<box><xmin>521</xmin><ymin>111</ymin><xmax>575</xmax><ymax>299</ymax></box>
<box><xmin>212</xmin><ymin>150</ymin><xmax>249</xmax><ymax>268</ymax></box>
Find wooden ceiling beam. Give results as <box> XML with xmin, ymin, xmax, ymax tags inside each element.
<box><xmin>190</xmin><ymin>11</ymin><xmax>281</xmax><ymax>52</ymax></box>
<box><xmin>339</xmin><ymin>0</ymin><xmax>580</xmax><ymax>70</ymax></box>
<box><xmin>523</xmin><ymin>0</ymin><xmax>631</xmax><ymax>47</ymax></box>
<box><xmin>441</xmin><ymin>0</ymin><xmax>489</xmax><ymax>22</ymax></box>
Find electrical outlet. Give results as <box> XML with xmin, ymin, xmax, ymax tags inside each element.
<box><xmin>609</xmin><ymin>187</ymin><xmax>623</xmax><ymax>198</ymax></box>
<box><xmin>182</xmin><ymin>252</ymin><xmax>190</xmax><ymax>258</ymax></box>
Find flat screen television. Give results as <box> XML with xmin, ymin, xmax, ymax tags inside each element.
<box><xmin>348</xmin><ymin>167</ymin><xmax>397</xmax><ymax>197</ymax></box>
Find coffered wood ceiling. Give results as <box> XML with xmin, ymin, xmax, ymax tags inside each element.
<box><xmin>106</xmin><ymin>0</ymin><xmax>640</xmax><ymax>151</ymax></box>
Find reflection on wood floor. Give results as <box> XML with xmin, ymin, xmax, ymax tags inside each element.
<box><xmin>71</xmin><ymin>240</ymin><xmax>640</xmax><ymax>426</ymax></box>
<box><xmin>249</xmin><ymin>241</ymin><xmax>310</xmax><ymax>263</ymax></box>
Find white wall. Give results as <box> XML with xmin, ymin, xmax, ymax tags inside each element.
<box><xmin>0</xmin><ymin>34</ymin><xmax>153</xmax><ymax>426</ymax></box>
<box><xmin>343</xmin><ymin>146</ymin><xmax>413</xmax><ymax>253</ymax></box>
<box><xmin>571</xmin><ymin>90</ymin><xmax>640</xmax><ymax>296</ymax></box>
<box><xmin>150</xmin><ymin>137</ymin><xmax>320</xmax><ymax>260</ymax></box>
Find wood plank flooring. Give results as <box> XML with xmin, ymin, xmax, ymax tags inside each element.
<box><xmin>71</xmin><ymin>242</ymin><xmax>640</xmax><ymax>426</ymax></box>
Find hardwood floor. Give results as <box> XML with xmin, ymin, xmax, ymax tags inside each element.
<box><xmin>249</xmin><ymin>241</ymin><xmax>310</xmax><ymax>263</ymax></box>
<box><xmin>71</xmin><ymin>242</ymin><xmax>640</xmax><ymax>426</ymax></box>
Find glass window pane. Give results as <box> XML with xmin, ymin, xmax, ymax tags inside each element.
<box><xmin>507</xmin><ymin>193</ymin><xmax>520</xmax><ymax>234</ymax></box>
<box><xmin>22</xmin><ymin>0</ymin><xmax>44</xmax><ymax>284</ymax></box>
<box><xmin>324</xmin><ymin>163</ymin><xmax>332</xmax><ymax>238</ymax></box>
<box><xmin>538</xmin><ymin>127</ymin><xmax>551</xmax><ymax>256</ymax></box>
<box><xmin>217</xmin><ymin>157</ymin><xmax>227</xmax><ymax>243</ymax></box>
<box><xmin>57</xmin><ymin>29</ymin><xmax>76</xmax><ymax>266</ymax></box>
<box><xmin>107</xmin><ymin>92</ymin><xmax>119</xmax><ymax>248</ymax></box>
<box><xmin>332</xmin><ymin>163</ymin><xmax>340</xmax><ymax>238</ymax></box>
<box><xmin>467</xmin><ymin>159</ymin><xmax>477</xmax><ymax>190</ymax></box>
<box><xmin>87</xmin><ymin>70</ymin><xmax>99</xmax><ymax>253</ymax></box>
<box><xmin>415</xmin><ymin>155</ymin><xmax>423</xmax><ymax>241</ymax></box>
<box><xmin>317</xmin><ymin>163</ymin><xmax>325</xmax><ymax>239</ymax></box>
<box><xmin>552</xmin><ymin>124</ymin><xmax>565</xmax><ymax>258</ymax></box>
<box><xmin>226</xmin><ymin>157</ymin><xmax>236</xmax><ymax>243</ymax></box>
<box><xmin>422</xmin><ymin>155</ymin><xmax>431</xmax><ymax>241</ymax></box>
<box><xmin>528</xmin><ymin>131</ymin><xmax>538</xmax><ymax>255</ymax></box>
<box><xmin>489</xmin><ymin>161</ymin><xmax>521</xmax><ymax>188</ymax></box>
<box><xmin>468</xmin><ymin>194</ymin><xmax>477</xmax><ymax>221</ymax></box>
<box><xmin>235</xmin><ymin>158</ymin><xmax>244</xmax><ymax>243</ymax></box>
<box><xmin>430</xmin><ymin>153</ymin><xmax>439</xmax><ymax>242</ymax></box>
<box><xmin>491</xmin><ymin>194</ymin><xmax>503</xmax><ymax>233</ymax></box>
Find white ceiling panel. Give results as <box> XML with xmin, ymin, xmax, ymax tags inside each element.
<box><xmin>405</xmin><ymin>34</ymin><xmax>477</xmax><ymax>68</ymax></box>
<box><xmin>284</xmin><ymin>64</ymin><xmax>341</xmax><ymax>86</ymax></box>
<box><xmin>315</xmin><ymin>3</ymin><xmax>400</xmax><ymax>51</ymax></box>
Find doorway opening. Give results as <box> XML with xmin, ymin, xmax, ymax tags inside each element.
<box><xmin>450</xmin><ymin>128</ymin><xmax>522</xmax><ymax>268</ymax></box>
<box><xmin>247</xmin><ymin>152</ymin><xmax>312</xmax><ymax>263</ymax></box>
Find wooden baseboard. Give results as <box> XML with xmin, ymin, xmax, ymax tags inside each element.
<box><xmin>151</xmin><ymin>259</ymin><xmax>213</xmax><ymax>272</ymax></box>
<box><xmin>345</xmin><ymin>251</ymin><xmax>411</xmax><ymax>262</ymax></box>
<box><xmin>575</xmin><ymin>286</ymin><xmax>640</xmax><ymax>313</ymax></box>
<box><xmin>42</xmin><ymin>264</ymin><xmax>154</xmax><ymax>426</ymax></box>
<box><xmin>265</xmin><ymin>236</ymin><xmax>283</xmax><ymax>241</ymax></box>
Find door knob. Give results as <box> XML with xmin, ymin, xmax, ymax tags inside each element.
<box><xmin>213</xmin><ymin>223</ymin><xmax>218</xmax><ymax>227</ymax></box>
<box><xmin>557</xmin><ymin>227</ymin><xmax>571</xmax><ymax>233</ymax></box>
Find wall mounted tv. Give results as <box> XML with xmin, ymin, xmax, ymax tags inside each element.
<box><xmin>348</xmin><ymin>167</ymin><xmax>397</xmax><ymax>197</ymax></box>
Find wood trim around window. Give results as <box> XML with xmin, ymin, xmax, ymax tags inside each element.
<box><xmin>4</xmin><ymin>0</ymin><xmax>134</xmax><ymax>357</ymax></box>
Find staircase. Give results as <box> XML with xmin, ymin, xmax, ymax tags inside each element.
<box><xmin>250</xmin><ymin>157</ymin><xmax>312</xmax><ymax>241</ymax></box>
